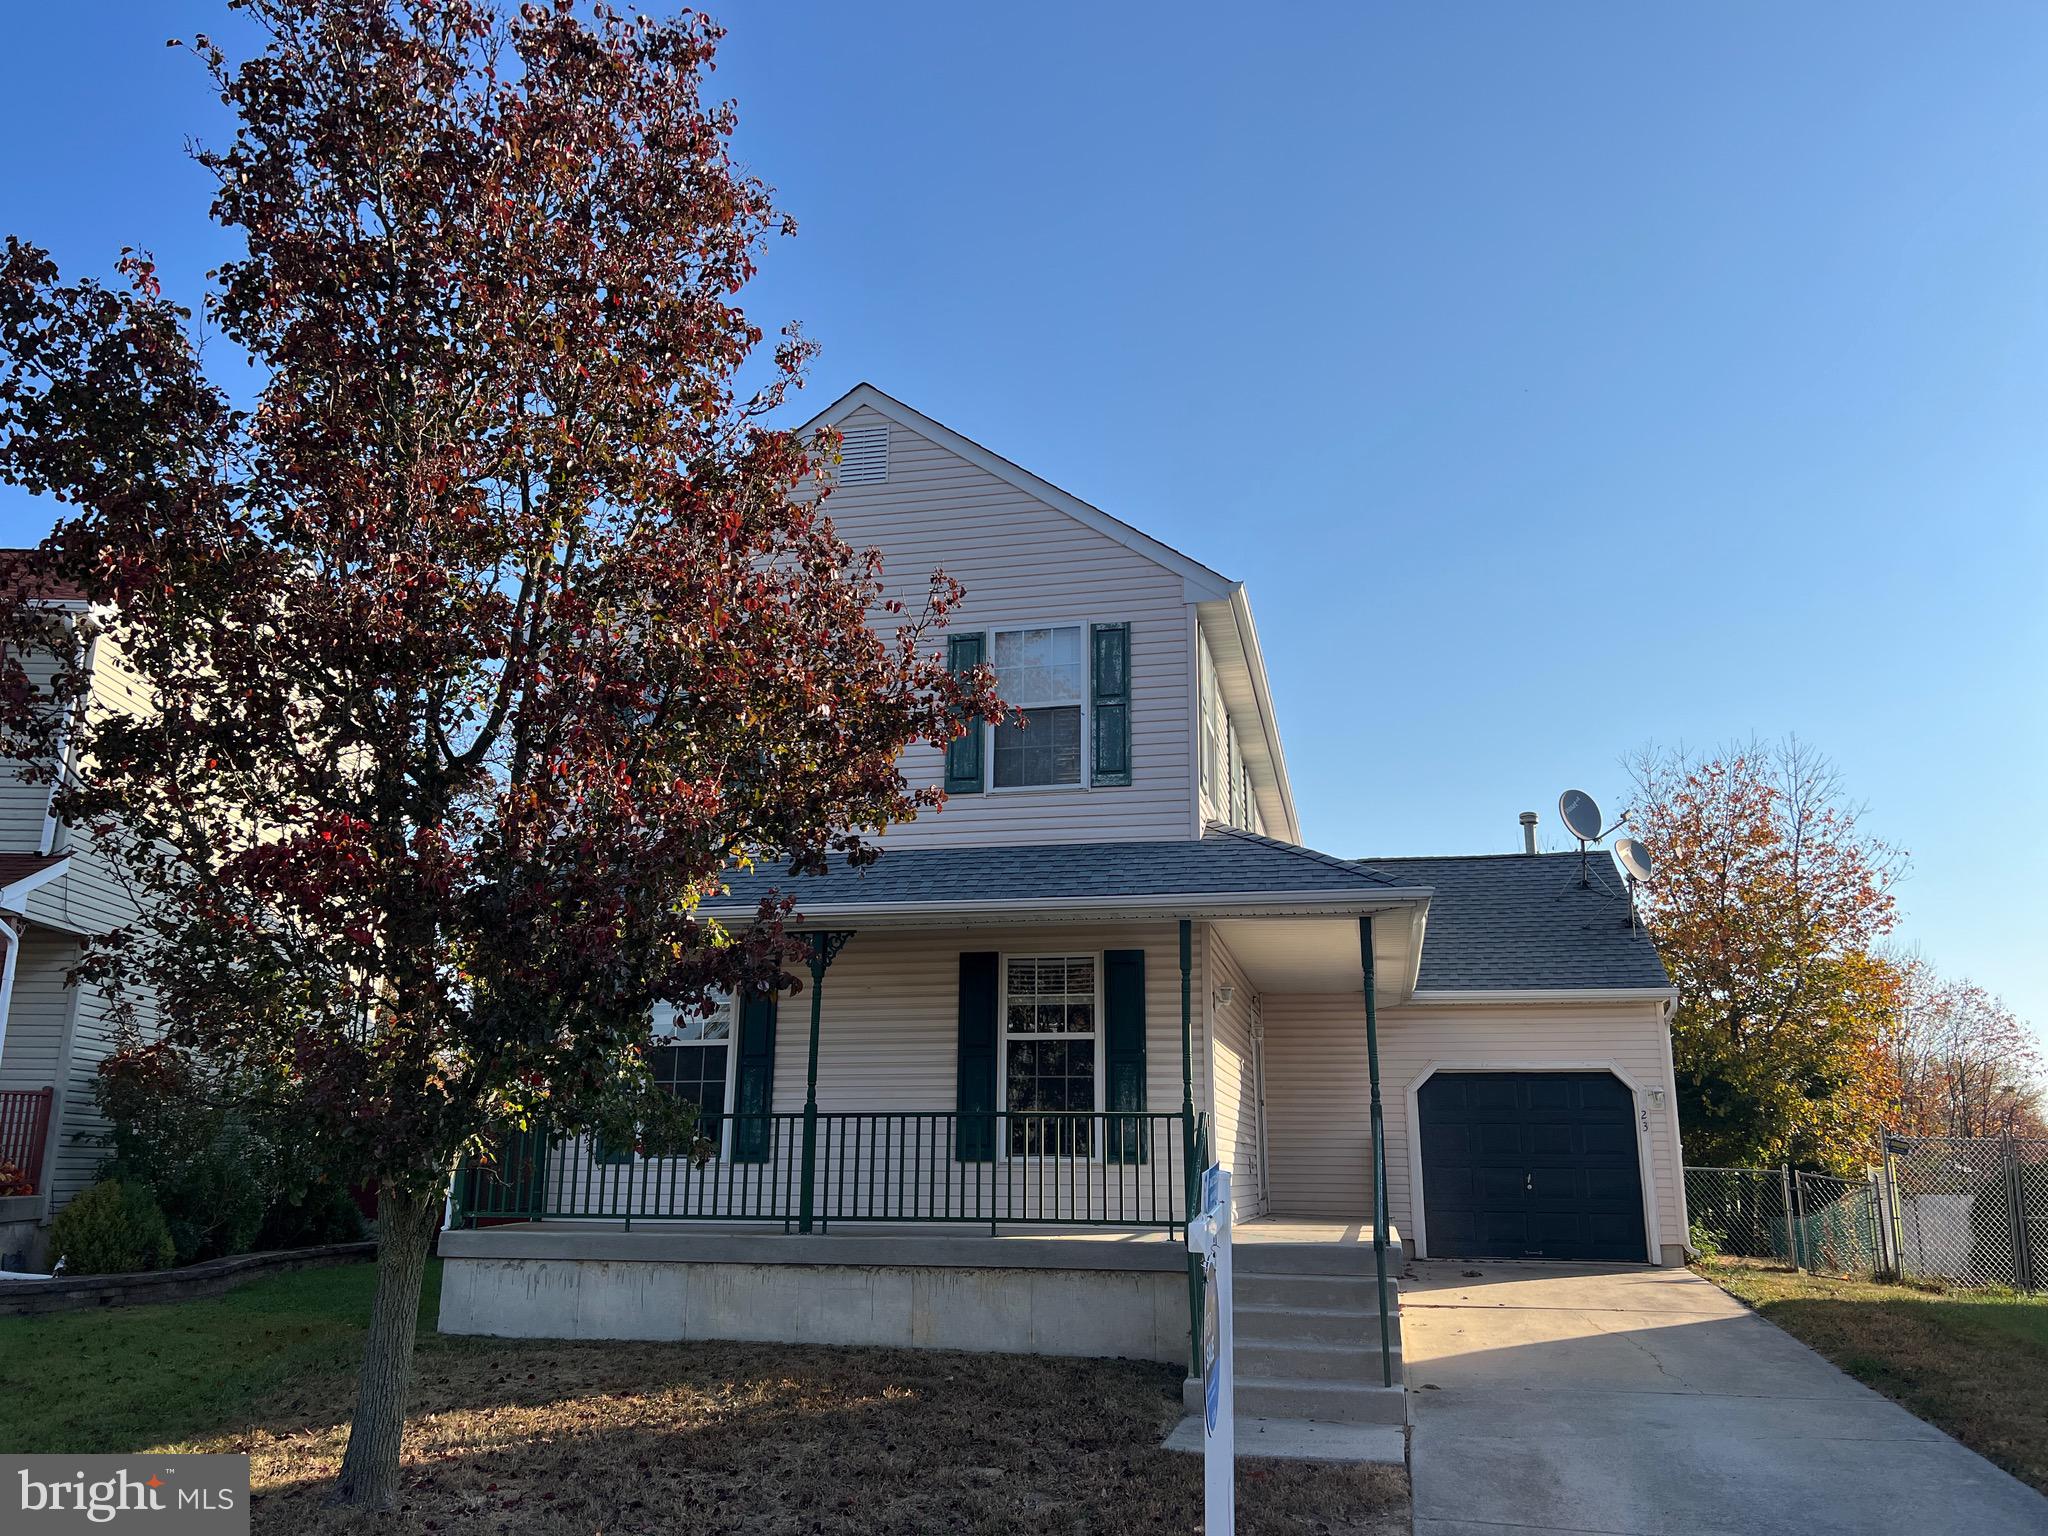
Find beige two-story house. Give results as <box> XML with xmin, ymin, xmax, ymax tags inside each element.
<box><xmin>438</xmin><ymin>385</ymin><xmax>1686</xmax><ymax>1423</ymax></box>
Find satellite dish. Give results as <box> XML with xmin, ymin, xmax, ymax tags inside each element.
<box><xmin>1559</xmin><ymin>789</ymin><xmax>1604</xmax><ymax>843</ymax></box>
<box><xmin>1615</xmin><ymin>837</ymin><xmax>1653</xmax><ymax>883</ymax></box>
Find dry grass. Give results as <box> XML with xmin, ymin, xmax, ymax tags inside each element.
<box><xmin>8</xmin><ymin>1259</ymin><xmax>1405</xmax><ymax>1531</ymax></box>
<box><xmin>197</xmin><ymin>1341</ymin><xmax>1405</xmax><ymax>1535</ymax></box>
<box><xmin>58</xmin><ymin>1263</ymin><xmax>1403</xmax><ymax>1536</ymax></box>
<box><xmin>1698</xmin><ymin>1257</ymin><xmax>2048</xmax><ymax>1494</ymax></box>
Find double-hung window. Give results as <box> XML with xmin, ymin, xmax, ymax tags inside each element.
<box><xmin>1003</xmin><ymin>954</ymin><xmax>1098</xmax><ymax>1155</ymax></box>
<box><xmin>991</xmin><ymin>625</ymin><xmax>1086</xmax><ymax>788</ymax></box>
<box><xmin>650</xmin><ymin>996</ymin><xmax>735</xmax><ymax>1155</ymax></box>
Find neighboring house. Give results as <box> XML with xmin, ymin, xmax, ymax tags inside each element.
<box><xmin>0</xmin><ymin>565</ymin><xmax>156</xmax><ymax>1268</ymax></box>
<box><xmin>440</xmin><ymin>384</ymin><xmax>1684</xmax><ymax>1421</ymax></box>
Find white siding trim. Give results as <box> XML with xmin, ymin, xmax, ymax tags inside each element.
<box><xmin>1403</xmin><ymin>1058</ymin><xmax>1661</xmax><ymax>1267</ymax></box>
<box><xmin>1658</xmin><ymin>1002</ymin><xmax>1691</xmax><ymax>1238</ymax></box>
<box><xmin>0</xmin><ymin>857</ymin><xmax>70</xmax><ymax>912</ymax></box>
<box><xmin>1407</xmin><ymin>987</ymin><xmax>1678</xmax><ymax>1005</ymax></box>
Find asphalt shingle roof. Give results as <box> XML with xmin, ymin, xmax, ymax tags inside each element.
<box><xmin>1354</xmin><ymin>852</ymin><xmax>1670</xmax><ymax>991</ymax></box>
<box><xmin>702</xmin><ymin>826</ymin><xmax>1408</xmax><ymax>912</ymax></box>
<box><xmin>704</xmin><ymin>832</ymin><xmax>1667</xmax><ymax>995</ymax></box>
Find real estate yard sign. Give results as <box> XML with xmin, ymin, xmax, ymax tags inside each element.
<box><xmin>1190</xmin><ymin>1164</ymin><xmax>1234</xmax><ymax>1534</ymax></box>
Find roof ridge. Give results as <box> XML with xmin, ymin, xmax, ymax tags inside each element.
<box><xmin>1354</xmin><ymin>850</ymin><xmax>1598</xmax><ymax>863</ymax></box>
<box><xmin>1204</xmin><ymin>823</ymin><xmax>1401</xmax><ymax>885</ymax></box>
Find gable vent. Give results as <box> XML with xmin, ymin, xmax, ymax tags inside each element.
<box><xmin>837</xmin><ymin>424</ymin><xmax>889</xmax><ymax>485</ymax></box>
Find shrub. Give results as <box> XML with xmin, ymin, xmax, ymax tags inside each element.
<box><xmin>256</xmin><ymin>1179</ymin><xmax>366</xmax><ymax>1251</ymax></box>
<box><xmin>48</xmin><ymin>1180</ymin><xmax>176</xmax><ymax>1275</ymax></box>
<box><xmin>0</xmin><ymin>1159</ymin><xmax>32</xmax><ymax>1198</ymax></box>
<box><xmin>1688</xmin><ymin>1221</ymin><xmax>1724</xmax><ymax>1262</ymax></box>
<box><xmin>93</xmin><ymin>1042</ymin><xmax>363</xmax><ymax>1263</ymax></box>
<box><xmin>94</xmin><ymin>1045</ymin><xmax>268</xmax><ymax>1264</ymax></box>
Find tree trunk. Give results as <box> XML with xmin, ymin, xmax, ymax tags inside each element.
<box><xmin>328</xmin><ymin>1185</ymin><xmax>444</xmax><ymax>1509</ymax></box>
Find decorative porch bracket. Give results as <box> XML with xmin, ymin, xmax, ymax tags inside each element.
<box><xmin>799</xmin><ymin>930</ymin><xmax>855</xmax><ymax>1233</ymax></box>
<box><xmin>1360</xmin><ymin>913</ymin><xmax>1393</xmax><ymax>1387</ymax></box>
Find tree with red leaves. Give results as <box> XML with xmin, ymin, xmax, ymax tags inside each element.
<box><xmin>0</xmin><ymin>0</ymin><xmax>995</xmax><ymax>1507</ymax></box>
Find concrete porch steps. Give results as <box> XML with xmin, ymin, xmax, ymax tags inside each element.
<box><xmin>1235</xmin><ymin>1301</ymin><xmax>1398</xmax><ymax>1345</ymax></box>
<box><xmin>1237</xmin><ymin>1337</ymin><xmax>1404</xmax><ymax>1382</ymax></box>
<box><xmin>1207</xmin><ymin>1255</ymin><xmax>1405</xmax><ymax>1427</ymax></box>
<box><xmin>1235</xmin><ymin>1376</ymin><xmax>1408</xmax><ymax>1425</ymax></box>
<box><xmin>1161</xmin><ymin>1414</ymin><xmax>1405</xmax><ymax>1465</ymax></box>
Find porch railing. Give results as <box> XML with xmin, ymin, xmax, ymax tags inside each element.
<box><xmin>0</xmin><ymin>1087</ymin><xmax>52</xmax><ymax>1195</ymax></box>
<box><xmin>455</xmin><ymin>1109</ymin><xmax>1196</xmax><ymax>1234</ymax></box>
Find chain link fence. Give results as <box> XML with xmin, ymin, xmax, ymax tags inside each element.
<box><xmin>1684</xmin><ymin>1165</ymin><xmax>1880</xmax><ymax>1276</ymax></box>
<box><xmin>1882</xmin><ymin>1135</ymin><xmax>2047</xmax><ymax>1291</ymax></box>
<box><xmin>1685</xmin><ymin>1166</ymin><xmax>1795</xmax><ymax>1261</ymax></box>
<box><xmin>1688</xmin><ymin>1137</ymin><xmax>2048</xmax><ymax>1291</ymax></box>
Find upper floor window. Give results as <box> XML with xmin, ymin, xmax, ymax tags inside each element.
<box><xmin>992</xmin><ymin>625</ymin><xmax>1085</xmax><ymax>788</ymax></box>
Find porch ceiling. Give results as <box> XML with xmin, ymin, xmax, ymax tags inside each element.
<box><xmin>1213</xmin><ymin>909</ymin><xmax>1423</xmax><ymax>999</ymax></box>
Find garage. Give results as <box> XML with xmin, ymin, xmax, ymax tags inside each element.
<box><xmin>1417</xmin><ymin>1070</ymin><xmax>1647</xmax><ymax>1262</ymax></box>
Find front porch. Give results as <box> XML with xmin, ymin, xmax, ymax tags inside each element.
<box><xmin>437</xmin><ymin>1218</ymin><xmax>1399</xmax><ymax>1377</ymax></box>
<box><xmin>443</xmin><ymin>833</ymin><xmax>1432</xmax><ymax>1399</ymax></box>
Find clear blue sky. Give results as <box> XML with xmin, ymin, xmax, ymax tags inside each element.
<box><xmin>3</xmin><ymin>4</ymin><xmax>2044</xmax><ymax>1036</ymax></box>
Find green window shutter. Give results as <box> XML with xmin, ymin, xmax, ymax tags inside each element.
<box><xmin>1103</xmin><ymin>947</ymin><xmax>1148</xmax><ymax>1164</ymax></box>
<box><xmin>731</xmin><ymin>992</ymin><xmax>777</xmax><ymax>1163</ymax></box>
<box><xmin>955</xmin><ymin>951</ymin><xmax>999</xmax><ymax>1162</ymax></box>
<box><xmin>945</xmin><ymin>632</ymin><xmax>986</xmax><ymax>794</ymax></box>
<box><xmin>1091</xmin><ymin>622</ymin><xmax>1131</xmax><ymax>787</ymax></box>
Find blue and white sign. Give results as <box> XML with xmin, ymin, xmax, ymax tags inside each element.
<box><xmin>1188</xmin><ymin>1163</ymin><xmax>1234</xmax><ymax>1534</ymax></box>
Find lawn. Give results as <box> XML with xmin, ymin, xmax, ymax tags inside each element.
<box><xmin>1698</xmin><ymin>1257</ymin><xmax>2048</xmax><ymax>1494</ymax></box>
<box><xmin>0</xmin><ymin>1260</ymin><xmax>1406</xmax><ymax>1534</ymax></box>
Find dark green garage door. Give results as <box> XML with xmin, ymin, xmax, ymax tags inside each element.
<box><xmin>1418</xmin><ymin>1071</ymin><xmax>1646</xmax><ymax>1262</ymax></box>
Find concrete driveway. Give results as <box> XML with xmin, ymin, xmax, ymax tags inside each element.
<box><xmin>1403</xmin><ymin>1260</ymin><xmax>2048</xmax><ymax>1536</ymax></box>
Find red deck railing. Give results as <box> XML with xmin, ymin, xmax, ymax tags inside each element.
<box><xmin>0</xmin><ymin>1087</ymin><xmax>53</xmax><ymax>1195</ymax></box>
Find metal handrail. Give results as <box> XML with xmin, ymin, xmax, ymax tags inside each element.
<box><xmin>454</xmin><ymin>1109</ymin><xmax>1195</xmax><ymax>1235</ymax></box>
<box><xmin>0</xmin><ymin>1087</ymin><xmax>52</xmax><ymax>1194</ymax></box>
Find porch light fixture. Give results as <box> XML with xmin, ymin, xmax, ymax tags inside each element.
<box><xmin>1214</xmin><ymin>985</ymin><xmax>1235</xmax><ymax>1008</ymax></box>
<box><xmin>1647</xmin><ymin>1089</ymin><xmax>1667</xmax><ymax>1110</ymax></box>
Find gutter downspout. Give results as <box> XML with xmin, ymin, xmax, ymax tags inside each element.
<box><xmin>1360</xmin><ymin>914</ymin><xmax>1392</xmax><ymax>1387</ymax></box>
<box><xmin>1179</xmin><ymin>919</ymin><xmax>1202</xmax><ymax>1377</ymax></box>
<box><xmin>0</xmin><ymin>915</ymin><xmax>19</xmax><ymax>1079</ymax></box>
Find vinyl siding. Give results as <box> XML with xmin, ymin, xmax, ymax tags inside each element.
<box><xmin>0</xmin><ymin>932</ymin><xmax>74</xmax><ymax>1092</ymax></box>
<box><xmin>9</xmin><ymin>634</ymin><xmax>161</xmax><ymax>1209</ymax></box>
<box><xmin>818</xmin><ymin>407</ymin><xmax>1198</xmax><ymax>846</ymax></box>
<box><xmin>1259</xmin><ymin>995</ymin><xmax>1373</xmax><ymax>1219</ymax></box>
<box><xmin>544</xmin><ymin>923</ymin><xmax>1213</xmax><ymax>1224</ymax></box>
<box><xmin>0</xmin><ymin>644</ymin><xmax>62</xmax><ymax>852</ymax></box>
<box><xmin>1258</xmin><ymin>993</ymin><xmax>1686</xmax><ymax>1255</ymax></box>
<box><xmin>1204</xmin><ymin>927</ymin><xmax>1264</xmax><ymax>1220</ymax></box>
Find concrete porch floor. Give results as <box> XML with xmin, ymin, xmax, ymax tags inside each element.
<box><xmin>447</xmin><ymin>1215</ymin><xmax>1397</xmax><ymax>1268</ymax></box>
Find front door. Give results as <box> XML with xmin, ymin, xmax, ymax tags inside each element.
<box><xmin>1418</xmin><ymin>1071</ymin><xmax>1646</xmax><ymax>1262</ymax></box>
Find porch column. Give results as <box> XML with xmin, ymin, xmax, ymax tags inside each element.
<box><xmin>1180</xmin><ymin>918</ymin><xmax>1202</xmax><ymax>1375</ymax></box>
<box><xmin>799</xmin><ymin>930</ymin><xmax>854</xmax><ymax>1234</ymax></box>
<box><xmin>1359</xmin><ymin>914</ymin><xmax>1393</xmax><ymax>1386</ymax></box>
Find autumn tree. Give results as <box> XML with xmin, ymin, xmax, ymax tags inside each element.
<box><xmin>1888</xmin><ymin>962</ymin><xmax>2047</xmax><ymax>1140</ymax></box>
<box><xmin>1625</xmin><ymin>740</ymin><xmax>1905</xmax><ymax>1173</ymax></box>
<box><xmin>0</xmin><ymin>0</ymin><xmax>995</xmax><ymax>1509</ymax></box>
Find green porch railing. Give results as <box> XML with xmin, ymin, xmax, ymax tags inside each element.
<box><xmin>453</xmin><ymin>1110</ymin><xmax>1195</xmax><ymax>1235</ymax></box>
